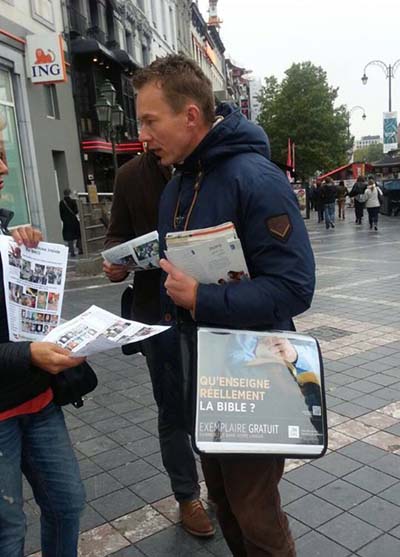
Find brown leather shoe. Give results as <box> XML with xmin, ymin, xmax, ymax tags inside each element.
<box><xmin>180</xmin><ymin>499</ymin><xmax>215</xmax><ymax>537</ymax></box>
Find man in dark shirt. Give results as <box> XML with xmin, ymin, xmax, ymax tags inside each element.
<box><xmin>103</xmin><ymin>151</ymin><xmax>214</xmax><ymax>537</ymax></box>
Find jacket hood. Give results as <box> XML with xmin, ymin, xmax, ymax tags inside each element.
<box><xmin>181</xmin><ymin>104</ymin><xmax>271</xmax><ymax>172</ymax></box>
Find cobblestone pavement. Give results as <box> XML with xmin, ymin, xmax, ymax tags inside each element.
<box><xmin>26</xmin><ymin>212</ymin><xmax>400</xmax><ymax>557</ymax></box>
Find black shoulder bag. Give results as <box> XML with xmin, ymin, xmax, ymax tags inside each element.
<box><xmin>51</xmin><ymin>361</ymin><xmax>98</xmax><ymax>408</ymax></box>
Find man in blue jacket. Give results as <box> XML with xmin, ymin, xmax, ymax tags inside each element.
<box><xmin>133</xmin><ymin>55</ymin><xmax>315</xmax><ymax>556</ymax></box>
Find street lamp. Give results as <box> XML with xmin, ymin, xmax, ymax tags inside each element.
<box><xmin>348</xmin><ymin>106</ymin><xmax>366</xmax><ymax>139</ymax></box>
<box><xmin>94</xmin><ymin>79</ymin><xmax>125</xmax><ymax>175</ymax></box>
<box><xmin>361</xmin><ymin>60</ymin><xmax>400</xmax><ymax>112</ymax></box>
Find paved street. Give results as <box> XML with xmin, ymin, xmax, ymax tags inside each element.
<box><xmin>26</xmin><ymin>211</ymin><xmax>400</xmax><ymax>557</ymax></box>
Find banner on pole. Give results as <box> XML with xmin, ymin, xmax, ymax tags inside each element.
<box><xmin>383</xmin><ymin>112</ymin><xmax>398</xmax><ymax>154</ymax></box>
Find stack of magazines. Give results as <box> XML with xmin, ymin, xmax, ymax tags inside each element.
<box><xmin>165</xmin><ymin>222</ymin><xmax>249</xmax><ymax>284</ymax></box>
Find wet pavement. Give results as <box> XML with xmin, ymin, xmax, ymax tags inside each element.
<box><xmin>26</xmin><ymin>210</ymin><xmax>400</xmax><ymax>556</ymax></box>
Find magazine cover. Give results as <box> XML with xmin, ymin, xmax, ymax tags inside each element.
<box><xmin>194</xmin><ymin>328</ymin><xmax>327</xmax><ymax>456</ymax></box>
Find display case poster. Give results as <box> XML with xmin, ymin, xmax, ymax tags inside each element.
<box><xmin>195</xmin><ymin>328</ymin><xmax>327</xmax><ymax>456</ymax></box>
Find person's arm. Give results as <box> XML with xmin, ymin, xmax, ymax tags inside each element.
<box><xmin>103</xmin><ymin>168</ymin><xmax>133</xmax><ymax>282</ymax></box>
<box><xmin>162</xmin><ymin>166</ymin><xmax>315</xmax><ymax>327</ymax></box>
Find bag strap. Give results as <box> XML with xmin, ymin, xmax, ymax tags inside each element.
<box><xmin>62</xmin><ymin>199</ymin><xmax>78</xmax><ymax>219</ymax></box>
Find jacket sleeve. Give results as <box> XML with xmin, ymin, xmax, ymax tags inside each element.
<box><xmin>0</xmin><ymin>341</ymin><xmax>33</xmax><ymax>378</ymax></box>
<box><xmin>194</xmin><ymin>168</ymin><xmax>315</xmax><ymax>328</ymax></box>
<box><xmin>105</xmin><ymin>170</ymin><xmax>135</xmax><ymax>249</ymax></box>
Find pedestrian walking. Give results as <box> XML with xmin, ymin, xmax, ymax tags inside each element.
<box><xmin>349</xmin><ymin>176</ymin><xmax>367</xmax><ymax>225</ymax></box>
<box><xmin>133</xmin><ymin>53</ymin><xmax>315</xmax><ymax>556</ymax></box>
<box><xmin>103</xmin><ymin>151</ymin><xmax>214</xmax><ymax>537</ymax></box>
<box><xmin>364</xmin><ymin>177</ymin><xmax>383</xmax><ymax>231</ymax></box>
<box><xmin>0</xmin><ymin>154</ymin><xmax>85</xmax><ymax>557</ymax></box>
<box><xmin>320</xmin><ymin>178</ymin><xmax>338</xmax><ymax>229</ymax></box>
<box><xmin>337</xmin><ymin>180</ymin><xmax>348</xmax><ymax>220</ymax></box>
<box><xmin>59</xmin><ymin>189</ymin><xmax>82</xmax><ymax>257</ymax></box>
<box><xmin>314</xmin><ymin>182</ymin><xmax>325</xmax><ymax>223</ymax></box>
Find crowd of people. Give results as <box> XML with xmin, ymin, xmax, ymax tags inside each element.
<box><xmin>309</xmin><ymin>175</ymin><xmax>383</xmax><ymax>231</ymax></box>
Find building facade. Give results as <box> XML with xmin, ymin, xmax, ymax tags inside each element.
<box><xmin>354</xmin><ymin>134</ymin><xmax>382</xmax><ymax>150</ymax></box>
<box><xmin>0</xmin><ymin>0</ymin><xmax>84</xmax><ymax>242</ymax></box>
<box><xmin>191</xmin><ymin>1</ymin><xmax>227</xmax><ymax>100</ymax></box>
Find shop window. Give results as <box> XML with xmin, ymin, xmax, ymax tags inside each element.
<box><xmin>0</xmin><ymin>69</ymin><xmax>30</xmax><ymax>225</ymax></box>
<box><xmin>44</xmin><ymin>85</ymin><xmax>59</xmax><ymax>119</ymax></box>
<box><xmin>31</xmin><ymin>0</ymin><xmax>54</xmax><ymax>27</ymax></box>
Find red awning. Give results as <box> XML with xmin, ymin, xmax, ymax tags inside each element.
<box><xmin>81</xmin><ymin>140</ymin><xmax>143</xmax><ymax>154</ymax></box>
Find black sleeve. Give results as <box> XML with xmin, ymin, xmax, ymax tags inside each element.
<box><xmin>0</xmin><ymin>341</ymin><xmax>32</xmax><ymax>379</ymax></box>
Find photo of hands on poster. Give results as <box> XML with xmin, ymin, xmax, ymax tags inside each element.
<box><xmin>195</xmin><ymin>328</ymin><xmax>326</xmax><ymax>456</ymax></box>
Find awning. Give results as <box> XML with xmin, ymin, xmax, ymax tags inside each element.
<box><xmin>81</xmin><ymin>139</ymin><xmax>143</xmax><ymax>154</ymax></box>
<box><xmin>71</xmin><ymin>37</ymin><xmax>118</xmax><ymax>63</ymax></box>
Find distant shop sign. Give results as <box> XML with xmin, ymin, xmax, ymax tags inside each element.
<box><xmin>26</xmin><ymin>34</ymin><xmax>67</xmax><ymax>84</ymax></box>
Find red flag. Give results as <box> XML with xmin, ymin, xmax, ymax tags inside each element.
<box><xmin>286</xmin><ymin>138</ymin><xmax>292</xmax><ymax>181</ymax></box>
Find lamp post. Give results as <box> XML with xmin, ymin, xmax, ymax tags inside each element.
<box><xmin>348</xmin><ymin>105</ymin><xmax>366</xmax><ymax>138</ymax></box>
<box><xmin>94</xmin><ymin>79</ymin><xmax>125</xmax><ymax>175</ymax></box>
<box><xmin>361</xmin><ymin>60</ymin><xmax>400</xmax><ymax>112</ymax></box>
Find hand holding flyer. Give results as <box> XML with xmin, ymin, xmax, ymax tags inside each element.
<box><xmin>102</xmin><ymin>231</ymin><xmax>160</xmax><ymax>271</ymax></box>
<box><xmin>42</xmin><ymin>305</ymin><xmax>170</xmax><ymax>357</ymax></box>
<box><xmin>0</xmin><ymin>235</ymin><xmax>67</xmax><ymax>341</ymax></box>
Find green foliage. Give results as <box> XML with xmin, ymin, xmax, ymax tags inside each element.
<box><xmin>257</xmin><ymin>62</ymin><xmax>351</xmax><ymax>179</ymax></box>
<box><xmin>353</xmin><ymin>143</ymin><xmax>383</xmax><ymax>163</ymax></box>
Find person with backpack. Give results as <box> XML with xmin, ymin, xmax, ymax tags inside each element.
<box><xmin>364</xmin><ymin>177</ymin><xmax>383</xmax><ymax>231</ymax></box>
<box><xmin>349</xmin><ymin>176</ymin><xmax>367</xmax><ymax>225</ymax></box>
<box><xmin>337</xmin><ymin>180</ymin><xmax>348</xmax><ymax>220</ymax></box>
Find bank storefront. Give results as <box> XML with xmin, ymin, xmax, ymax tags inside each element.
<box><xmin>0</xmin><ymin>66</ymin><xmax>30</xmax><ymax>226</ymax></box>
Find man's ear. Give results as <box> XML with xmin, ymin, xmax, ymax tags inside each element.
<box><xmin>186</xmin><ymin>104</ymin><xmax>201</xmax><ymax>128</ymax></box>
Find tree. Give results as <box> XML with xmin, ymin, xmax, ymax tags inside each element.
<box><xmin>353</xmin><ymin>143</ymin><xmax>383</xmax><ymax>163</ymax></box>
<box><xmin>257</xmin><ymin>62</ymin><xmax>351</xmax><ymax>179</ymax></box>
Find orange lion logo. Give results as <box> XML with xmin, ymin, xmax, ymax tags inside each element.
<box><xmin>34</xmin><ymin>48</ymin><xmax>55</xmax><ymax>64</ymax></box>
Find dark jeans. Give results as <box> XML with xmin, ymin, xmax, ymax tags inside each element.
<box><xmin>0</xmin><ymin>402</ymin><xmax>85</xmax><ymax>557</ymax></box>
<box><xmin>354</xmin><ymin>201</ymin><xmax>364</xmax><ymax>223</ymax></box>
<box><xmin>367</xmin><ymin>206</ymin><xmax>380</xmax><ymax>227</ymax></box>
<box><xmin>143</xmin><ymin>337</ymin><xmax>200</xmax><ymax>502</ymax></box>
<box><xmin>323</xmin><ymin>203</ymin><xmax>335</xmax><ymax>227</ymax></box>
<box><xmin>201</xmin><ymin>455</ymin><xmax>295</xmax><ymax>556</ymax></box>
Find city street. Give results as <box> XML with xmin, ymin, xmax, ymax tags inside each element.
<box><xmin>26</xmin><ymin>212</ymin><xmax>400</xmax><ymax>557</ymax></box>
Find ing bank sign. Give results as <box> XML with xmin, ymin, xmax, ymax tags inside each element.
<box><xmin>26</xmin><ymin>33</ymin><xmax>67</xmax><ymax>84</ymax></box>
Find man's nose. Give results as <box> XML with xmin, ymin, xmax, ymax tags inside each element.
<box><xmin>0</xmin><ymin>160</ymin><xmax>8</xmax><ymax>174</ymax></box>
<box><xmin>138</xmin><ymin>127</ymin><xmax>151</xmax><ymax>144</ymax></box>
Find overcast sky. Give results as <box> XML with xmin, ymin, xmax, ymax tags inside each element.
<box><xmin>197</xmin><ymin>0</ymin><xmax>400</xmax><ymax>140</ymax></box>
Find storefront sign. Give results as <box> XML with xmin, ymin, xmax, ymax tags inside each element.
<box><xmin>26</xmin><ymin>33</ymin><xmax>67</xmax><ymax>84</ymax></box>
<box><xmin>383</xmin><ymin>112</ymin><xmax>398</xmax><ymax>154</ymax></box>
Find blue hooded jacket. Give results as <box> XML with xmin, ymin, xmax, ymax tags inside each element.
<box><xmin>158</xmin><ymin>106</ymin><xmax>315</xmax><ymax>330</ymax></box>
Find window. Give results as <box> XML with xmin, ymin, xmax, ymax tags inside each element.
<box><xmin>137</xmin><ymin>0</ymin><xmax>145</xmax><ymax>12</ymax></box>
<box><xmin>44</xmin><ymin>85</ymin><xmax>59</xmax><ymax>119</ymax></box>
<box><xmin>31</xmin><ymin>0</ymin><xmax>54</xmax><ymax>26</ymax></box>
<box><xmin>125</xmin><ymin>30</ymin><xmax>133</xmax><ymax>56</ymax></box>
<box><xmin>151</xmin><ymin>0</ymin><xmax>157</xmax><ymax>26</ymax></box>
<box><xmin>0</xmin><ymin>69</ymin><xmax>30</xmax><ymax>225</ymax></box>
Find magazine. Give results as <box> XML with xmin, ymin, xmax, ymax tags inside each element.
<box><xmin>0</xmin><ymin>235</ymin><xmax>68</xmax><ymax>341</ymax></box>
<box><xmin>102</xmin><ymin>231</ymin><xmax>159</xmax><ymax>271</ymax></box>
<box><xmin>194</xmin><ymin>327</ymin><xmax>327</xmax><ymax>457</ymax></box>
<box><xmin>42</xmin><ymin>305</ymin><xmax>169</xmax><ymax>357</ymax></box>
<box><xmin>165</xmin><ymin>222</ymin><xmax>249</xmax><ymax>284</ymax></box>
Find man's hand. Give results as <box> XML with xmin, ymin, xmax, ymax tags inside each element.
<box><xmin>30</xmin><ymin>342</ymin><xmax>86</xmax><ymax>375</ymax></box>
<box><xmin>159</xmin><ymin>258</ymin><xmax>198</xmax><ymax>311</ymax></box>
<box><xmin>267</xmin><ymin>337</ymin><xmax>298</xmax><ymax>363</ymax></box>
<box><xmin>103</xmin><ymin>260</ymin><xmax>129</xmax><ymax>282</ymax></box>
<box><xmin>11</xmin><ymin>226</ymin><xmax>42</xmax><ymax>248</ymax></box>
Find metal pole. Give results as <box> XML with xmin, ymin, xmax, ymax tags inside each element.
<box><xmin>388</xmin><ymin>64</ymin><xmax>392</xmax><ymax>112</ymax></box>
<box><xmin>110</xmin><ymin>127</ymin><xmax>118</xmax><ymax>177</ymax></box>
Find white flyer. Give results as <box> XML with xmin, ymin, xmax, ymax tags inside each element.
<box><xmin>102</xmin><ymin>230</ymin><xmax>159</xmax><ymax>271</ymax></box>
<box><xmin>0</xmin><ymin>235</ymin><xmax>68</xmax><ymax>341</ymax></box>
<box><xmin>43</xmin><ymin>305</ymin><xmax>170</xmax><ymax>357</ymax></box>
